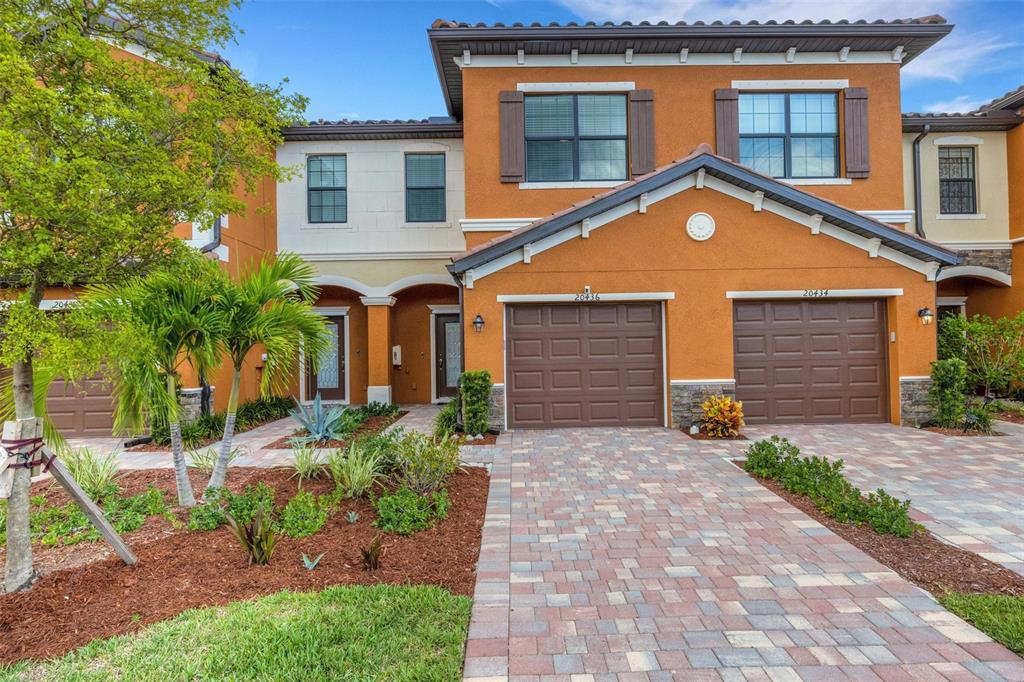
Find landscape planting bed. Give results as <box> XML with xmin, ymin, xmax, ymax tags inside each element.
<box><xmin>262</xmin><ymin>413</ymin><xmax>406</xmax><ymax>449</ymax></box>
<box><xmin>0</xmin><ymin>465</ymin><xmax>488</xmax><ymax>664</ymax></box>
<box><xmin>921</xmin><ymin>426</ymin><xmax>1005</xmax><ymax>437</ymax></box>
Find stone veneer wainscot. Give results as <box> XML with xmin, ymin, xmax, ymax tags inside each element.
<box><xmin>671</xmin><ymin>380</ymin><xmax>737</xmax><ymax>429</ymax></box>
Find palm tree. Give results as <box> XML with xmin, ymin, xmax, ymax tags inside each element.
<box><xmin>85</xmin><ymin>255</ymin><xmax>226</xmax><ymax>507</ymax></box>
<box><xmin>205</xmin><ymin>253</ymin><xmax>329</xmax><ymax>494</ymax></box>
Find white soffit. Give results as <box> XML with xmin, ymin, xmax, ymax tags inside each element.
<box><xmin>517</xmin><ymin>81</ymin><xmax>635</xmax><ymax>92</ymax></box>
<box><xmin>455</xmin><ymin>51</ymin><xmax>896</xmax><ymax>68</ymax></box>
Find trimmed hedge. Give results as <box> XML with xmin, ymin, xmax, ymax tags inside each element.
<box><xmin>460</xmin><ymin>370</ymin><xmax>492</xmax><ymax>436</ymax></box>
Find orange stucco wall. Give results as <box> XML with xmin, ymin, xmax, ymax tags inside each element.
<box><xmin>391</xmin><ymin>285</ymin><xmax>460</xmax><ymax>404</ymax></box>
<box><xmin>462</xmin><ymin>63</ymin><xmax>905</xmax><ymax>224</ymax></box>
<box><xmin>462</xmin><ymin>186</ymin><xmax>937</xmax><ymax>425</ymax></box>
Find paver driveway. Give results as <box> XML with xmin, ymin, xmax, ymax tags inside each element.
<box><xmin>742</xmin><ymin>421</ymin><xmax>1024</xmax><ymax>577</ymax></box>
<box><xmin>464</xmin><ymin>428</ymin><xmax>1023</xmax><ymax>681</ymax></box>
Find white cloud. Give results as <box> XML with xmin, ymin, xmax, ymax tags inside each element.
<box><xmin>920</xmin><ymin>95</ymin><xmax>986</xmax><ymax>114</ymax></box>
<box><xmin>901</xmin><ymin>31</ymin><xmax>1017</xmax><ymax>82</ymax></box>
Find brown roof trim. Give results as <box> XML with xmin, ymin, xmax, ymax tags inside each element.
<box><xmin>428</xmin><ymin>17</ymin><xmax>953</xmax><ymax>118</ymax></box>
<box><xmin>282</xmin><ymin>120</ymin><xmax>463</xmax><ymax>141</ymax></box>
<box><xmin>977</xmin><ymin>84</ymin><xmax>1024</xmax><ymax>113</ymax></box>
<box><xmin>902</xmin><ymin>111</ymin><xmax>1022</xmax><ymax>132</ymax></box>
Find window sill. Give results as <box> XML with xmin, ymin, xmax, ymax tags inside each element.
<box><xmin>935</xmin><ymin>213</ymin><xmax>986</xmax><ymax>220</ymax></box>
<box><xmin>782</xmin><ymin>178</ymin><xmax>852</xmax><ymax>186</ymax></box>
<box><xmin>401</xmin><ymin>222</ymin><xmax>452</xmax><ymax>229</ymax></box>
<box><xmin>518</xmin><ymin>180</ymin><xmax>625</xmax><ymax>190</ymax></box>
<box><xmin>301</xmin><ymin>223</ymin><xmax>353</xmax><ymax>230</ymax></box>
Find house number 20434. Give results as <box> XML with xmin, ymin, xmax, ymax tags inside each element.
<box><xmin>803</xmin><ymin>289</ymin><xmax>830</xmax><ymax>298</ymax></box>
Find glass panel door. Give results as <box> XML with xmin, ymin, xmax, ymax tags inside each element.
<box><xmin>435</xmin><ymin>314</ymin><xmax>461</xmax><ymax>399</ymax></box>
<box><xmin>308</xmin><ymin>316</ymin><xmax>345</xmax><ymax>401</ymax></box>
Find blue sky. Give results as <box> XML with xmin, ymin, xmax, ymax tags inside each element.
<box><xmin>219</xmin><ymin>0</ymin><xmax>1023</xmax><ymax>122</ymax></box>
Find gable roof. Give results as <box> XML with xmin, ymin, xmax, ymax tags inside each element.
<box><xmin>448</xmin><ymin>144</ymin><xmax>960</xmax><ymax>281</ymax></box>
<box><xmin>428</xmin><ymin>17</ymin><xmax>953</xmax><ymax>118</ymax></box>
<box><xmin>903</xmin><ymin>83</ymin><xmax>1024</xmax><ymax>132</ymax></box>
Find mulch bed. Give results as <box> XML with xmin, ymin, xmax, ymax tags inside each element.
<box><xmin>686</xmin><ymin>431</ymin><xmax>747</xmax><ymax>441</ymax></box>
<box><xmin>921</xmin><ymin>426</ymin><xmax>1005</xmax><ymax>437</ymax></box>
<box><xmin>262</xmin><ymin>412</ymin><xmax>406</xmax><ymax>450</ymax></box>
<box><xmin>996</xmin><ymin>411</ymin><xmax>1024</xmax><ymax>424</ymax></box>
<box><xmin>736</xmin><ymin>462</ymin><xmax>1024</xmax><ymax>598</ymax></box>
<box><xmin>0</xmin><ymin>465</ymin><xmax>488</xmax><ymax>665</ymax></box>
<box><xmin>459</xmin><ymin>432</ymin><xmax>499</xmax><ymax>446</ymax></box>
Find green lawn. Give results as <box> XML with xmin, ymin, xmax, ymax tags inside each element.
<box><xmin>1</xmin><ymin>585</ymin><xmax>471</xmax><ymax>681</ymax></box>
<box><xmin>938</xmin><ymin>593</ymin><xmax>1024</xmax><ymax>656</ymax></box>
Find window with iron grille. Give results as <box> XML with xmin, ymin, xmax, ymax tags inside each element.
<box><xmin>307</xmin><ymin>155</ymin><xmax>347</xmax><ymax>223</ymax></box>
<box><xmin>525</xmin><ymin>94</ymin><xmax>628</xmax><ymax>182</ymax></box>
<box><xmin>938</xmin><ymin>147</ymin><xmax>977</xmax><ymax>215</ymax></box>
<box><xmin>738</xmin><ymin>92</ymin><xmax>839</xmax><ymax>179</ymax></box>
<box><xmin>405</xmin><ymin>153</ymin><xmax>446</xmax><ymax>222</ymax></box>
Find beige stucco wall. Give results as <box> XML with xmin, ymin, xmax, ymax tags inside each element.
<box><xmin>902</xmin><ymin>131</ymin><xmax>1010</xmax><ymax>243</ymax></box>
<box><xmin>310</xmin><ymin>258</ymin><xmax>455</xmax><ymax>294</ymax></box>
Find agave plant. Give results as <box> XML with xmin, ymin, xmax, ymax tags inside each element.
<box><xmin>289</xmin><ymin>393</ymin><xmax>345</xmax><ymax>444</ymax></box>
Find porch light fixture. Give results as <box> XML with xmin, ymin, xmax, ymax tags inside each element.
<box><xmin>472</xmin><ymin>314</ymin><xmax>485</xmax><ymax>332</ymax></box>
<box><xmin>918</xmin><ymin>307</ymin><xmax>934</xmax><ymax>325</ymax></box>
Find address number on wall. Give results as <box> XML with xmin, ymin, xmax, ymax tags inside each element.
<box><xmin>575</xmin><ymin>292</ymin><xmax>601</xmax><ymax>302</ymax></box>
<box><xmin>803</xmin><ymin>289</ymin><xmax>831</xmax><ymax>298</ymax></box>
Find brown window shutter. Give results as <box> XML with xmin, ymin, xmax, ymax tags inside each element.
<box><xmin>714</xmin><ymin>88</ymin><xmax>740</xmax><ymax>161</ymax></box>
<box><xmin>844</xmin><ymin>87</ymin><xmax>870</xmax><ymax>178</ymax></box>
<box><xmin>499</xmin><ymin>91</ymin><xmax>525</xmax><ymax>183</ymax></box>
<box><xmin>629</xmin><ymin>89</ymin><xmax>655</xmax><ymax>176</ymax></box>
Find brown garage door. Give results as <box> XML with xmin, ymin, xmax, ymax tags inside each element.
<box><xmin>506</xmin><ymin>303</ymin><xmax>664</xmax><ymax>428</ymax></box>
<box><xmin>733</xmin><ymin>299</ymin><xmax>888</xmax><ymax>424</ymax></box>
<box><xmin>0</xmin><ymin>367</ymin><xmax>115</xmax><ymax>437</ymax></box>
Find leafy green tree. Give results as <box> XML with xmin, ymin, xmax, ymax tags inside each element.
<box><xmin>0</xmin><ymin>0</ymin><xmax>304</xmax><ymax>591</ymax></box>
<box><xmin>939</xmin><ymin>312</ymin><xmax>1024</xmax><ymax>397</ymax></box>
<box><xmin>205</xmin><ymin>253</ymin><xmax>330</xmax><ymax>494</ymax></box>
<box><xmin>85</xmin><ymin>255</ymin><xmax>227</xmax><ymax>508</ymax></box>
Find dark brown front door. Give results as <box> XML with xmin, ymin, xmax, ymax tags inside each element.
<box><xmin>506</xmin><ymin>303</ymin><xmax>664</xmax><ymax>428</ymax></box>
<box><xmin>435</xmin><ymin>314</ymin><xmax>461</xmax><ymax>400</ymax></box>
<box><xmin>307</xmin><ymin>316</ymin><xmax>346</xmax><ymax>401</ymax></box>
<box><xmin>733</xmin><ymin>299</ymin><xmax>888</xmax><ymax>424</ymax></box>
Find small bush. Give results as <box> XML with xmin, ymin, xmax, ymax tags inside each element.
<box><xmin>360</xmin><ymin>402</ymin><xmax>401</xmax><ymax>418</ymax></box>
<box><xmin>353</xmin><ymin>428</ymin><xmax>405</xmax><ymax>473</ymax></box>
<box><xmin>460</xmin><ymin>370</ymin><xmax>492</xmax><ymax>436</ymax></box>
<box><xmin>226</xmin><ymin>508</ymin><xmax>278</xmax><ymax>565</ymax></box>
<box><xmin>863</xmin><ymin>489</ymin><xmax>915</xmax><ymax>537</ymax></box>
<box><xmin>964</xmin><ymin>401</ymin><xmax>995</xmax><ymax>434</ymax></box>
<box><xmin>929</xmin><ymin>358</ymin><xmax>968</xmax><ymax>428</ymax></box>
<box><xmin>278</xmin><ymin>490</ymin><xmax>329</xmax><ymax>538</ymax></box>
<box><xmin>291</xmin><ymin>444</ymin><xmax>325</xmax><ymax>483</ymax></box>
<box><xmin>393</xmin><ymin>432</ymin><xmax>460</xmax><ymax>494</ymax></box>
<box><xmin>62</xmin><ymin>447</ymin><xmax>122</xmax><ymax>502</ymax></box>
<box><xmin>188</xmin><ymin>501</ymin><xmax>227</xmax><ymax>531</ymax></box>
<box><xmin>699</xmin><ymin>395</ymin><xmax>744</xmax><ymax>438</ymax></box>
<box><xmin>189</xmin><ymin>447</ymin><xmax>240</xmax><ymax>473</ymax></box>
<box><xmin>224</xmin><ymin>482</ymin><xmax>275</xmax><ymax>525</ymax></box>
<box><xmin>937</xmin><ymin>313</ymin><xmax>966</xmax><ymax>361</ymax></box>
<box><xmin>236</xmin><ymin>396</ymin><xmax>294</xmax><ymax>430</ymax></box>
<box><xmin>373</xmin><ymin>487</ymin><xmax>450</xmax><ymax>536</ymax></box>
<box><xmin>327</xmin><ymin>443</ymin><xmax>382</xmax><ymax>498</ymax></box>
<box><xmin>434</xmin><ymin>397</ymin><xmax>459</xmax><ymax>438</ymax></box>
<box><xmin>743</xmin><ymin>435</ymin><xmax>800</xmax><ymax>479</ymax></box>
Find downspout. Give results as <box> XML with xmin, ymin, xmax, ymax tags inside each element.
<box><xmin>911</xmin><ymin>124</ymin><xmax>931</xmax><ymax>238</ymax></box>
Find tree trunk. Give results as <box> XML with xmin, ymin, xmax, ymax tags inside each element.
<box><xmin>205</xmin><ymin>367</ymin><xmax>241</xmax><ymax>496</ymax></box>
<box><xmin>5</xmin><ymin>278</ymin><xmax>44</xmax><ymax>592</ymax></box>
<box><xmin>167</xmin><ymin>374</ymin><xmax>196</xmax><ymax>508</ymax></box>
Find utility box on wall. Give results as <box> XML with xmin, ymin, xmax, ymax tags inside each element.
<box><xmin>391</xmin><ymin>345</ymin><xmax>402</xmax><ymax>366</ymax></box>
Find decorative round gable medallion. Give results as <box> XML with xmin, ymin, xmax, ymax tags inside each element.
<box><xmin>686</xmin><ymin>212</ymin><xmax>716</xmax><ymax>241</ymax></box>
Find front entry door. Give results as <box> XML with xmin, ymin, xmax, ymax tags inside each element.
<box><xmin>308</xmin><ymin>316</ymin><xmax>346</xmax><ymax>401</ymax></box>
<box><xmin>435</xmin><ymin>314</ymin><xmax>462</xmax><ymax>399</ymax></box>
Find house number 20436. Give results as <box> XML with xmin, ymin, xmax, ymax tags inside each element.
<box><xmin>575</xmin><ymin>291</ymin><xmax>601</xmax><ymax>302</ymax></box>
<box><xmin>803</xmin><ymin>289</ymin><xmax>830</xmax><ymax>298</ymax></box>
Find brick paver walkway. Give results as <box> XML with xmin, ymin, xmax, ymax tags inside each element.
<box><xmin>464</xmin><ymin>428</ymin><xmax>1024</xmax><ymax>681</ymax></box>
<box><xmin>741</xmin><ymin>421</ymin><xmax>1024</xmax><ymax>577</ymax></box>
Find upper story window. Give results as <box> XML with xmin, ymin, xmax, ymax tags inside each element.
<box><xmin>405</xmin><ymin>153</ymin><xmax>446</xmax><ymax>222</ymax></box>
<box><xmin>938</xmin><ymin>146</ymin><xmax>977</xmax><ymax>215</ymax></box>
<box><xmin>739</xmin><ymin>93</ymin><xmax>838</xmax><ymax>179</ymax></box>
<box><xmin>525</xmin><ymin>94</ymin><xmax>627</xmax><ymax>182</ymax></box>
<box><xmin>307</xmin><ymin>155</ymin><xmax>347</xmax><ymax>223</ymax></box>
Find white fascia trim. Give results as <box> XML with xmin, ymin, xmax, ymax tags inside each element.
<box><xmin>900</xmin><ymin>376</ymin><xmax>931</xmax><ymax>381</ymax></box>
<box><xmin>933</xmin><ymin>135</ymin><xmax>984</xmax><ymax>146</ymax></box>
<box><xmin>859</xmin><ymin>210</ymin><xmax>914</xmax><ymax>225</ymax></box>
<box><xmin>726</xmin><ymin>289</ymin><xmax>903</xmax><ymax>299</ymax></box>
<box><xmin>519</xmin><ymin>180</ymin><xmax>623</xmax><ymax>190</ymax></box>
<box><xmin>935</xmin><ymin>266</ymin><xmax>1012</xmax><ymax>287</ymax></box>
<box><xmin>732</xmin><ymin>79</ymin><xmax>849</xmax><ymax>90</ymax></box>
<box><xmin>517</xmin><ymin>81</ymin><xmax>635</xmax><ymax>92</ymax></box>
<box><xmin>359</xmin><ymin>296</ymin><xmax>397</xmax><ymax>307</ymax></box>
<box><xmin>671</xmin><ymin>379</ymin><xmax>736</xmax><ymax>385</ymax></box>
<box><xmin>935</xmin><ymin>214</ymin><xmax>987</xmax><ymax>220</ymax></box>
<box><xmin>296</xmin><ymin>250</ymin><xmax>458</xmax><ymax>261</ymax></box>
<box><xmin>313</xmin><ymin>306</ymin><xmax>350</xmax><ymax>316</ymax></box>
<box><xmin>938</xmin><ymin>240</ymin><xmax>1011</xmax><ymax>250</ymax></box>
<box><xmin>496</xmin><ymin>292</ymin><xmax>675</xmax><ymax>303</ymax></box>
<box><xmin>428</xmin><ymin>304</ymin><xmax>461</xmax><ymax>314</ymax></box>
<box><xmin>454</xmin><ymin>51</ymin><xmax>895</xmax><ymax>68</ymax></box>
<box><xmin>936</xmin><ymin>297</ymin><xmax>967</xmax><ymax>306</ymax></box>
<box><xmin>784</xmin><ymin>178</ymin><xmax>853</xmax><ymax>186</ymax></box>
<box><xmin>460</xmin><ymin>218</ymin><xmax>540</xmax><ymax>232</ymax></box>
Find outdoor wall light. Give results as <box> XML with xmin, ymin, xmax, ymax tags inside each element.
<box><xmin>918</xmin><ymin>307</ymin><xmax>934</xmax><ymax>326</ymax></box>
<box><xmin>472</xmin><ymin>314</ymin><xmax>485</xmax><ymax>332</ymax></box>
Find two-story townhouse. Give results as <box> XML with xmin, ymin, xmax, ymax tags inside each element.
<box><xmin>275</xmin><ymin>120</ymin><xmax>466</xmax><ymax>407</ymax></box>
<box><xmin>429</xmin><ymin>17</ymin><xmax>961</xmax><ymax>430</ymax></box>
<box><xmin>902</xmin><ymin>86</ymin><xmax>1024</xmax><ymax>320</ymax></box>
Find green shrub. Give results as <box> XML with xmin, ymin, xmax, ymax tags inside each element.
<box><xmin>434</xmin><ymin>396</ymin><xmax>459</xmax><ymax>438</ymax></box>
<box><xmin>224</xmin><ymin>482</ymin><xmax>275</xmax><ymax>525</ymax></box>
<box><xmin>393</xmin><ymin>431</ymin><xmax>460</xmax><ymax>494</ymax></box>
<box><xmin>863</xmin><ymin>489</ymin><xmax>915</xmax><ymax>537</ymax></box>
<box><xmin>939</xmin><ymin>312</ymin><xmax>1024</xmax><ymax>397</ymax></box>
<box><xmin>743</xmin><ymin>435</ymin><xmax>800</xmax><ymax>479</ymax></box>
<box><xmin>327</xmin><ymin>443</ymin><xmax>382</xmax><ymax>498</ymax></box>
<box><xmin>360</xmin><ymin>402</ymin><xmax>401</xmax><ymax>418</ymax></box>
<box><xmin>929</xmin><ymin>358</ymin><xmax>968</xmax><ymax>428</ymax></box>
<box><xmin>372</xmin><ymin>487</ymin><xmax>450</xmax><ymax>536</ymax></box>
<box><xmin>278</xmin><ymin>490</ymin><xmax>329</xmax><ymax>538</ymax></box>
<box><xmin>188</xmin><ymin>501</ymin><xmax>227</xmax><ymax>531</ymax></box>
<box><xmin>291</xmin><ymin>444</ymin><xmax>325</xmax><ymax>483</ymax></box>
<box><xmin>353</xmin><ymin>428</ymin><xmax>405</xmax><ymax>473</ymax></box>
<box><xmin>236</xmin><ymin>396</ymin><xmax>294</xmax><ymax>430</ymax></box>
<box><xmin>964</xmin><ymin>401</ymin><xmax>995</xmax><ymax>434</ymax></box>
<box><xmin>31</xmin><ymin>486</ymin><xmax>174</xmax><ymax>546</ymax></box>
<box><xmin>937</xmin><ymin>313</ymin><xmax>967</xmax><ymax>361</ymax></box>
<box><xmin>460</xmin><ymin>370</ymin><xmax>492</xmax><ymax>436</ymax></box>
<box><xmin>61</xmin><ymin>447</ymin><xmax>122</xmax><ymax>502</ymax></box>
<box><xmin>226</xmin><ymin>508</ymin><xmax>278</xmax><ymax>565</ymax></box>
